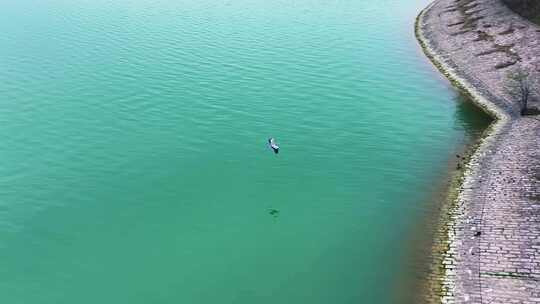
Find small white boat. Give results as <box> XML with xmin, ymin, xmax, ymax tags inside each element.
<box><xmin>268</xmin><ymin>138</ymin><xmax>279</xmax><ymax>154</ymax></box>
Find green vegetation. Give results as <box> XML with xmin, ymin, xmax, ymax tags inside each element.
<box><xmin>502</xmin><ymin>0</ymin><xmax>540</xmax><ymax>25</ymax></box>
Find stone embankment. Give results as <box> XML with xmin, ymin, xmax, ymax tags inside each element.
<box><xmin>416</xmin><ymin>0</ymin><xmax>540</xmax><ymax>303</ymax></box>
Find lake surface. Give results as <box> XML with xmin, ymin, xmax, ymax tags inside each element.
<box><xmin>0</xmin><ymin>0</ymin><xmax>491</xmax><ymax>303</ymax></box>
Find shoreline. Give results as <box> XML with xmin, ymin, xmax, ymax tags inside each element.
<box><xmin>415</xmin><ymin>0</ymin><xmax>540</xmax><ymax>302</ymax></box>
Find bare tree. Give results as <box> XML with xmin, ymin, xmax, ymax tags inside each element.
<box><xmin>506</xmin><ymin>68</ymin><xmax>532</xmax><ymax>115</ymax></box>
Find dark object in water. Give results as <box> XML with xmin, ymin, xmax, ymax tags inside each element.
<box><xmin>474</xmin><ymin>231</ymin><xmax>482</xmax><ymax>237</ymax></box>
<box><xmin>268</xmin><ymin>138</ymin><xmax>279</xmax><ymax>154</ymax></box>
<box><xmin>268</xmin><ymin>208</ymin><xmax>280</xmax><ymax>218</ymax></box>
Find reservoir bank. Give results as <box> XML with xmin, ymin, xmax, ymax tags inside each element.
<box><xmin>416</xmin><ymin>0</ymin><xmax>540</xmax><ymax>302</ymax></box>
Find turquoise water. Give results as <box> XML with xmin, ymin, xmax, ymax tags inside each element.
<box><xmin>0</xmin><ymin>0</ymin><xmax>491</xmax><ymax>303</ymax></box>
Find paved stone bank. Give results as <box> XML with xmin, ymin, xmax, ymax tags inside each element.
<box><xmin>444</xmin><ymin>118</ymin><xmax>540</xmax><ymax>304</ymax></box>
<box><xmin>416</xmin><ymin>0</ymin><xmax>540</xmax><ymax>303</ymax></box>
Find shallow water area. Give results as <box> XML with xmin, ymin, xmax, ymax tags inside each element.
<box><xmin>0</xmin><ymin>0</ymin><xmax>491</xmax><ymax>303</ymax></box>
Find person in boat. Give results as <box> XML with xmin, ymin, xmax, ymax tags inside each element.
<box><xmin>268</xmin><ymin>138</ymin><xmax>279</xmax><ymax>154</ymax></box>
